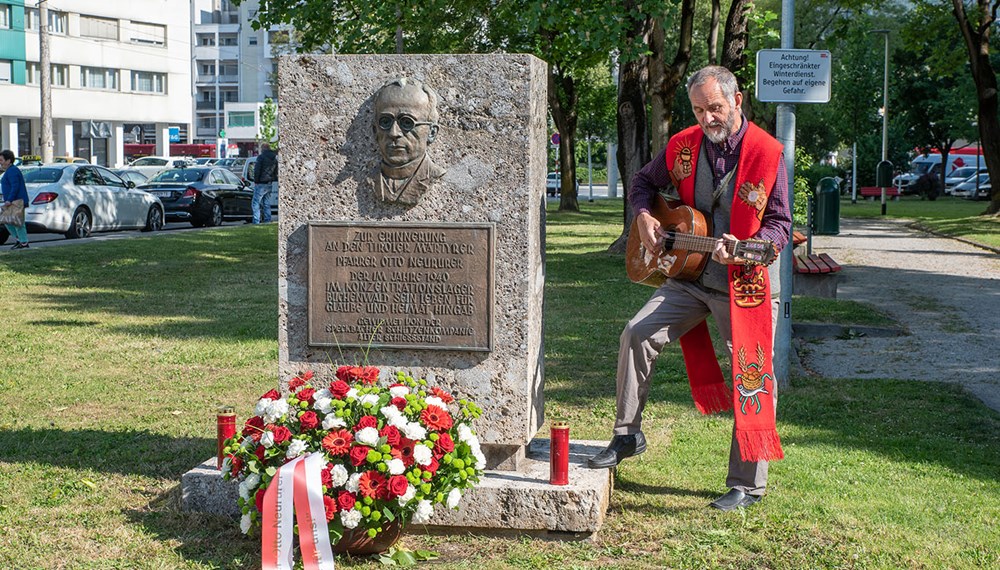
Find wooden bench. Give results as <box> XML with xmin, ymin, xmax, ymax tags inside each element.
<box><xmin>793</xmin><ymin>252</ymin><xmax>841</xmax><ymax>298</ymax></box>
<box><xmin>858</xmin><ymin>186</ymin><xmax>900</xmax><ymax>200</ymax></box>
<box><xmin>792</xmin><ymin>230</ymin><xmax>807</xmax><ymax>247</ymax></box>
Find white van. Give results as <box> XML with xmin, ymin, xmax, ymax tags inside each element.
<box><xmin>893</xmin><ymin>152</ymin><xmax>982</xmax><ymax>194</ymax></box>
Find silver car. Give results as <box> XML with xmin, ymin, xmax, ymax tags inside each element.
<box><xmin>0</xmin><ymin>164</ymin><xmax>164</xmax><ymax>243</ymax></box>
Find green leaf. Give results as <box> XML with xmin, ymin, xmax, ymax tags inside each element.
<box><xmin>392</xmin><ymin>549</ymin><xmax>418</xmax><ymax>566</ymax></box>
<box><xmin>377</xmin><ymin>553</ymin><xmax>397</xmax><ymax>565</ymax></box>
<box><xmin>382</xmin><ymin>506</ymin><xmax>396</xmax><ymax>521</ymax></box>
<box><xmin>414</xmin><ymin>549</ymin><xmax>439</xmax><ymax>561</ymax></box>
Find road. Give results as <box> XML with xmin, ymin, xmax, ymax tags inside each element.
<box><xmin>547</xmin><ymin>183</ymin><xmax>624</xmax><ymax>201</ymax></box>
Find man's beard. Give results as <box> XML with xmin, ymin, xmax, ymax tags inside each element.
<box><xmin>703</xmin><ymin>109</ymin><xmax>736</xmax><ymax>144</ymax></box>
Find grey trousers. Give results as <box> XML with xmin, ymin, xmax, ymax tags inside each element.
<box><xmin>613</xmin><ymin>279</ymin><xmax>779</xmax><ymax>495</ymax></box>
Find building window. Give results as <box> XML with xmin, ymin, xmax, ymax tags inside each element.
<box><xmin>249</xmin><ymin>36</ymin><xmax>258</xmax><ymax>46</ymax></box>
<box><xmin>129</xmin><ymin>21</ymin><xmax>166</xmax><ymax>46</ymax></box>
<box><xmin>131</xmin><ymin>71</ymin><xmax>166</xmax><ymax>94</ymax></box>
<box><xmin>198</xmin><ymin>117</ymin><xmax>217</xmax><ymax>130</ymax></box>
<box><xmin>27</xmin><ymin>62</ymin><xmax>67</xmax><ymax>87</ymax></box>
<box><xmin>228</xmin><ymin>111</ymin><xmax>256</xmax><ymax>128</ymax></box>
<box><xmin>51</xmin><ymin>64</ymin><xmax>68</xmax><ymax>87</ymax></box>
<box><xmin>221</xmin><ymin>90</ymin><xmax>239</xmax><ymax>102</ymax></box>
<box><xmin>80</xmin><ymin>15</ymin><xmax>119</xmax><ymax>40</ymax></box>
<box><xmin>198</xmin><ymin>34</ymin><xmax>215</xmax><ymax>46</ymax></box>
<box><xmin>81</xmin><ymin>67</ymin><xmax>118</xmax><ymax>90</ymax></box>
<box><xmin>47</xmin><ymin>10</ymin><xmax>67</xmax><ymax>35</ymax></box>
<box><xmin>0</xmin><ymin>61</ymin><xmax>11</xmax><ymax>84</ymax></box>
<box><xmin>220</xmin><ymin>34</ymin><xmax>238</xmax><ymax>46</ymax></box>
<box><xmin>0</xmin><ymin>5</ymin><xmax>10</xmax><ymax>29</ymax></box>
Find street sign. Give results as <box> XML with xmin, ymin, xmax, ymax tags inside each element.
<box><xmin>168</xmin><ymin>127</ymin><xmax>180</xmax><ymax>143</ymax></box>
<box><xmin>551</xmin><ymin>133</ymin><xmax>560</xmax><ymax>146</ymax></box>
<box><xmin>218</xmin><ymin>129</ymin><xmax>226</xmax><ymax>138</ymax></box>
<box><xmin>755</xmin><ymin>49</ymin><xmax>832</xmax><ymax>104</ymax></box>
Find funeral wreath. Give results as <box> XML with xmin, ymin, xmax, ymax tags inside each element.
<box><xmin>222</xmin><ymin>366</ymin><xmax>485</xmax><ymax>541</ymax></box>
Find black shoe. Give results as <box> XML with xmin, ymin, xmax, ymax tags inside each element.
<box><xmin>709</xmin><ymin>489</ymin><xmax>762</xmax><ymax>511</ymax></box>
<box><xmin>11</xmin><ymin>241</ymin><xmax>28</xmax><ymax>250</ymax></box>
<box><xmin>586</xmin><ymin>432</ymin><xmax>646</xmax><ymax>469</ymax></box>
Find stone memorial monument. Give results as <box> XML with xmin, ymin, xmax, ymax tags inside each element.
<box><xmin>182</xmin><ymin>53</ymin><xmax>610</xmax><ymax>535</ymax></box>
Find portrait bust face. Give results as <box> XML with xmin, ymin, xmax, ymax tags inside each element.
<box><xmin>371</xmin><ymin>78</ymin><xmax>446</xmax><ymax>206</ymax></box>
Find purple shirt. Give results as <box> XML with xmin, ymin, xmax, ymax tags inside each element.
<box><xmin>629</xmin><ymin>116</ymin><xmax>791</xmax><ymax>252</ymax></box>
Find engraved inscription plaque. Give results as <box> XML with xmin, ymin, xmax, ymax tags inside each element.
<box><xmin>308</xmin><ymin>222</ymin><xmax>494</xmax><ymax>351</ymax></box>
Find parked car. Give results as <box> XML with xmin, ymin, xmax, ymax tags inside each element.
<box><xmin>944</xmin><ymin>166</ymin><xmax>988</xmax><ymax>194</ymax></box>
<box><xmin>111</xmin><ymin>168</ymin><xmax>150</xmax><ymax>187</ymax></box>
<box><xmin>138</xmin><ymin>166</ymin><xmax>253</xmax><ymax>227</ymax></box>
<box><xmin>242</xmin><ymin>159</ymin><xmax>279</xmax><ymax>215</ymax></box>
<box><xmin>0</xmin><ymin>164</ymin><xmax>163</xmax><ymax>244</ymax></box>
<box><xmin>546</xmin><ymin>172</ymin><xmax>579</xmax><ymax>197</ymax></box>
<box><xmin>127</xmin><ymin>156</ymin><xmax>196</xmax><ymax>178</ymax></box>
<box><xmin>951</xmin><ymin>173</ymin><xmax>989</xmax><ymax>199</ymax></box>
<box><xmin>214</xmin><ymin>157</ymin><xmax>251</xmax><ymax>178</ymax></box>
<box><xmin>51</xmin><ymin>156</ymin><xmax>90</xmax><ymax>164</ymax></box>
<box><xmin>194</xmin><ymin>157</ymin><xmax>218</xmax><ymax>165</ymax></box>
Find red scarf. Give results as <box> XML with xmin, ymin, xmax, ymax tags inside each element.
<box><xmin>664</xmin><ymin>122</ymin><xmax>784</xmax><ymax>462</ymax></box>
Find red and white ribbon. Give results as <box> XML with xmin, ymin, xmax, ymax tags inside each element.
<box><xmin>261</xmin><ymin>453</ymin><xmax>335</xmax><ymax>570</ymax></box>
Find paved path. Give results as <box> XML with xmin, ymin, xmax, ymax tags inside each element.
<box><xmin>797</xmin><ymin>217</ymin><xmax>1000</xmax><ymax>413</ymax></box>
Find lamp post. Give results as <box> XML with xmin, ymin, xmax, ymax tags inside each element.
<box><xmin>871</xmin><ymin>29</ymin><xmax>891</xmax><ymax>215</ymax></box>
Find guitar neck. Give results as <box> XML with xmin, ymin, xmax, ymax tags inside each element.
<box><xmin>668</xmin><ymin>232</ymin><xmax>732</xmax><ymax>254</ymax></box>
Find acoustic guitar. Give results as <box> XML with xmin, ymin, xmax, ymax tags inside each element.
<box><xmin>626</xmin><ymin>195</ymin><xmax>776</xmax><ymax>287</ymax></box>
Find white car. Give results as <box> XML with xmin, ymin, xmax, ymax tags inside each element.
<box><xmin>0</xmin><ymin>164</ymin><xmax>164</xmax><ymax>243</ymax></box>
<box><xmin>944</xmin><ymin>166</ymin><xmax>988</xmax><ymax>194</ymax></box>
<box><xmin>127</xmin><ymin>156</ymin><xmax>196</xmax><ymax>178</ymax></box>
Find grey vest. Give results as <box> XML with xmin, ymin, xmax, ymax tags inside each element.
<box><xmin>693</xmin><ymin>148</ymin><xmax>781</xmax><ymax>296</ymax></box>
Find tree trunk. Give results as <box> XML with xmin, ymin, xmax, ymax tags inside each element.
<box><xmin>720</xmin><ymin>0</ymin><xmax>752</xmax><ymax>84</ymax></box>
<box><xmin>648</xmin><ymin>0</ymin><xmax>694</xmax><ymax>157</ymax></box>
<box><xmin>709</xmin><ymin>0</ymin><xmax>721</xmax><ymax>64</ymax></box>
<box><xmin>952</xmin><ymin>0</ymin><xmax>1000</xmax><ymax>215</ymax></box>
<box><xmin>547</xmin><ymin>64</ymin><xmax>580</xmax><ymax>211</ymax></box>
<box><xmin>608</xmin><ymin>6</ymin><xmax>652</xmax><ymax>254</ymax></box>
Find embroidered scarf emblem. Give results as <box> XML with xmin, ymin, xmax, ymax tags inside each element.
<box><xmin>735</xmin><ymin>344</ymin><xmax>771</xmax><ymax>415</ymax></box>
<box><xmin>732</xmin><ymin>265</ymin><xmax>767</xmax><ymax>308</ymax></box>
<box><xmin>737</xmin><ymin>180</ymin><xmax>767</xmax><ymax>221</ymax></box>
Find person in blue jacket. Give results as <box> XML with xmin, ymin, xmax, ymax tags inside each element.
<box><xmin>1</xmin><ymin>149</ymin><xmax>30</xmax><ymax>250</ymax></box>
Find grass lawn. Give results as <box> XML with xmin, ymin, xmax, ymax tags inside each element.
<box><xmin>1</xmin><ymin>201</ymin><xmax>998</xmax><ymax>569</ymax></box>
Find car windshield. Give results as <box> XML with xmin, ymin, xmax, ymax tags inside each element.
<box><xmin>23</xmin><ymin>167</ymin><xmax>64</xmax><ymax>183</ymax></box>
<box><xmin>911</xmin><ymin>161</ymin><xmax>934</xmax><ymax>175</ymax></box>
<box><xmin>149</xmin><ymin>169</ymin><xmax>205</xmax><ymax>183</ymax></box>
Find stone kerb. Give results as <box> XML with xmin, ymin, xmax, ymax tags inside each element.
<box><xmin>277</xmin><ymin>54</ymin><xmax>548</xmax><ymax>466</ymax></box>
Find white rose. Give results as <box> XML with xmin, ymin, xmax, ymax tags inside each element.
<box><xmin>244</xmin><ymin>473</ymin><xmax>260</xmax><ymax>490</ymax></box>
<box><xmin>424</xmin><ymin>396</ymin><xmax>446</xmax><ymax>409</ymax></box>
<box><xmin>457</xmin><ymin>424</ymin><xmax>474</xmax><ymax>443</ymax></box>
<box><xmin>387</xmin><ymin>458</ymin><xmax>405</xmax><ymax>475</ymax></box>
<box><xmin>254</xmin><ymin>398</ymin><xmax>272</xmax><ymax>417</ymax></box>
<box><xmin>285</xmin><ymin>439</ymin><xmax>308</xmax><ymax>459</ymax></box>
<box><xmin>314</xmin><ymin>388</ymin><xmax>333</xmax><ymax>401</ymax></box>
<box><xmin>413</xmin><ymin>443</ymin><xmax>433</xmax><ymax>466</ymax></box>
<box><xmin>447</xmin><ymin>489</ymin><xmax>462</xmax><ymax>509</ymax></box>
<box><xmin>403</xmin><ymin>422</ymin><xmax>427</xmax><ymax>441</ymax></box>
<box><xmin>322</xmin><ymin>415</ymin><xmax>347</xmax><ymax>430</ymax></box>
<box><xmin>238</xmin><ymin>480</ymin><xmax>252</xmax><ymax>500</ymax></box>
<box><xmin>346</xmin><ymin>388</ymin><xmax>359</xmax><ymax>399</ymax></box>
<box><xmin>340</xmin><ymin>508</ymin><xmax>362</xmax><ymax>529</ymax></box>
<box><xmin>380</xmin><ymin>405</ymin><xmax>402</xmax><ymax>421</ymax></box>
<box><xmin>360</xmin><ymin>394</ymin><xmax>380</xmax><ymax>408</ymax></box>
<box><xmin>388</xmin><ymin>414</ymin><xmax>409</xmax><ymax>430</ymax></box>
<box><xmin>260</xmin><ymin>431</ymin><xmax>275</xmax><ymax>449</ymax></box>
<box><xmin>240</xmin><ymin>513</ymin><xmax>252</xmax><ymax>534</ymax></box>
<box><xmin>264</xmin><ymin>399</ymin><xmax>289</xmax><ymax>423</ymax></box>
<box><xmin>473</xmin><ymin>449</ymin><xmax>486</xmax><ymax>470</ymax></box>
<box><xmin>346</xmin><ymin>473</ymin><xmax>362</xmax><ymax>493</ymax></box>
<box><xmin>389</xmin><ymin>386</ymin><xmax>409</xmax><ymax>398</ymax></box>
<box><xmin>329</xmin><ymin>464</ymin><xmax>349</xmax><ymax>488</ymax></box>
<box><xmin>411</xmin><ymin>499</ymin><xmax>434</xmax><ymax>524</ymax></box>
<box><xmin>313</xmin><ymin>397</ymin><xmax>334</xmax><ymax>414</ymax></box>
<box><xmin>355</xmin><ymin>427</ymin><xmax>380</xmax><ymax>447</ymax></box>
<box><xmin>397</xmin><ymin>484</ymin><xmax>416</xmax><ymax>506</ymax></box>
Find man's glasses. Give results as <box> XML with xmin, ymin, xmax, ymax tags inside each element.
<box><xmin>377</xmin><ymin>114</ymin><xmax>434</xmax><ymax>133</ymax></box>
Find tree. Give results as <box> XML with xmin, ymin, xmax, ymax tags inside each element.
<box><xmin>950</xmin><ymin>0</ymin><xmax>1000</xmax><ymax>214</ymax></box>
<box><xmin>257</xmin><ymin>97</ymin><xmax>279</xmax><ymax>150</ymax></box>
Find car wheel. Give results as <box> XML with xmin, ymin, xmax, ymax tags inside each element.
<box><xmin>0</xmin><ymin>227</ymin><xmax>9</xmax><ymax>245</ymax></box>
<box><xmin>65</xmin><ymin>207</ymin><xmax>92</xmax><ymax>239</ymax></box>
<box><xmin>142</xmin><ymin>205</ymin><xmax>164</xmax><ymax>232</ymax></box>
<box><xmin>207</xmin><ymin>201</ymin><xmax>223</xmax><ymax>227</ymax></box>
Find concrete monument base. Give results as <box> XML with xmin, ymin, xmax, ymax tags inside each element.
<box><xmin>181</xmin><ymin>439</ymin><xmax>612</xmax><ymax>535</ymax></box>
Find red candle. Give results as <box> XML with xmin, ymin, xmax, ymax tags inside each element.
<box><xmin>549</xmin><ymin>421</ymin><xmax>570</xmax><ymax>485</ymax></box>
<box><xmin>217</xmin><ymin>406</ymin><xmax>236</xmax><ymax>469</ymax></box>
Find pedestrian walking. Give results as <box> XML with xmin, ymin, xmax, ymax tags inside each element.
<box><xmin>252</xmin><ymin>143</ymin><xmax>278</xmax><ymax>224</ymax></box>
<box><xmin>0</xmin><ymin>149</ymin><xmax>30</xmax><ymax>250</ymax></box>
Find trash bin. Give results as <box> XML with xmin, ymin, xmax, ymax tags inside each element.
<box><xmin>814</xmin><ymin>177</ymin><xmax>840</xmax><ymax>235</ymax></box>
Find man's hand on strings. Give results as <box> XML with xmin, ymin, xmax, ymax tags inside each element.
<box><xmin>636</xmin><ymin>211</ymin><xmax>667</xmax><ymax>254</ymax></box>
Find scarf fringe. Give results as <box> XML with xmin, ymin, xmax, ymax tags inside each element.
<box><xmin>691</xmin><ymin>382</ymin><xmax>733</xmax><ymax>415</ymax></box>
<box><xmin>736</xmin><ymin>428</ymin><xmax>784</xmax><ymax>462</ymax></box>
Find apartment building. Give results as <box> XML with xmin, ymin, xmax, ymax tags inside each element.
<box><xmin>0</xmin><ymin>0</ymin><xmax>192</xmax><ymax>167</ymax></box>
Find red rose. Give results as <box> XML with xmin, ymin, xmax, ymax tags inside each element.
<box><xmin>391</xmin><ymin>397</ymin><xmax>407</xmax><ymax>411</ymax></box>
<box><xmin>270</xmin><ymin>425</ymin><xmax>292</xmax><ymax>445</ymax></box>
<box><xmin>337</xmin><ymin>490</ymin><xmax>356</xmax><ymax>511</ymax></box>
<box><xmin>380</xmin><ymin>425</ymin><xmax>401</xmax><ymax>447</ymax></box>
<box><xmin>323</xmin><ymin>495</ymin><xmax>337</xmax><ymax>522</ymax></box>
<box><xmin>297</xmin><ymin>388</ymin><xmax>316</xmax><ymax>405</ymax></box>
<box><xmin>255</xmin><ymin>488</ymin><xmax>266</xmax><ymax>512</ymax></box>
<box><xmin>254</xmin><ymin>444</ymin><xmax>266</xmax><ymax>462</ymax></box>
<box><xmin>243</xmin><ymin>416</ymin><xmax>265</xmax><ymax>439</ymax></box>
<box><xmin>358</xmin><ymin>471</ymin><xmax>388</xmax><ymax>499</ymax></box>
<box><xmin>261</xmin><ymin>389</ymin><xmax>281</xmax><ymax>401</ymax></box>
<box><xmin>420</xmin><ymin>405</ymin><xmax>453</xmax><ymax>431</ymax></box>
<box><xmin>423</xmin><ymin>456</ymin><xmax>440</xmax><ymax>475</ymax></box>
<box><xmin>336</xmin><ymin>365</ymin><xmax>380</xmax><ymax>385</ymax></box>
<box><xmin>359</xmin><ymin>366</ymin><xmax>379</xmax><ymax>385</ymax></box>
<box><xmin>229</xmin><ymin>455</ymin><xmax>243</xmax><ymax>477</ymax></box>
<box><xmin>287</xmin><ymin>377</ymin><xmax>306</xmax><ymax>392</ymax></box>
<box><xmin>349</xmin><ymin>445</ymin><xmax>370</xmax><ymax>467</ymax></box>
<box><xmin>431</xmin><ymin>386</ymin><xmax>455</xmax><ymax>404</ymax></box>
<box><xmin>321</xmin><ymin>429</ymin><xmax>353</xmax><ymax>456</ymax></box>
<box><xmin>387</xmin><ymin>475</ymin><xmax>409</xmax><ymax>498</ymax></box>
<box><xmin>354</xmin><ymin>415</ymin><xmax>378</xmax><ymax>432</ymax></box>
<box><xmin>329</xmin><ymin>380</ymin><xmax>350</xmax><ymax>399</ymax></box>
<box><xmin>435</xmin><ymin>433</ymin><xmax>455</xmax><ymax>456</ymax></box>
<box><xmin>321</xmin><ymin>463</ymin><xmax>333</xmax><ymax>488</ymax></box>
<box><xmin>298</xmin><ymin>411</ymin><xmax>319</xmax><ymax>431</ymax></box>
<box><xmin>302</xmin><ymin>370</ymin><xmax>315</xmax><ymax>382</ymax></box>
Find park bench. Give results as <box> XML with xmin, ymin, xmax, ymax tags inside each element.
<box><xmin>793</xmin><ymin>252</ymin><xmax>841</xmax><ymax>298</ymax></box>
<box><xmin>858</xmin><ymin>186</ymin><xmax>900</xmax><ymax>200</ymax></box>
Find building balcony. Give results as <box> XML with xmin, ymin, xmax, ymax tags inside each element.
<box><xmin>196</xmin><ymin>127</ymin><xmax>220</xmax><ymax>138</ymax></box>
<box><xmin>217</xmin><ymin>74</ymin><xmax>239</xmax><ymax>84</ymax></box>
<box><xmin>196</xmin><ymin>101</ymin><xmax>219</xmax><ymax>111</ymax></box>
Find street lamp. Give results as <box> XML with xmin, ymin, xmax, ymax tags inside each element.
<box><xmin>870</xmin><ymin>29</ymin><xmax>891</xmax><ymax>215</ymax></box>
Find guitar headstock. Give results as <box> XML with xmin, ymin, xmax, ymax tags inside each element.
<box><xmin>733</xmin><ymin>239</ymin><xmax>776</xmax><ymax>266</ymax></box>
